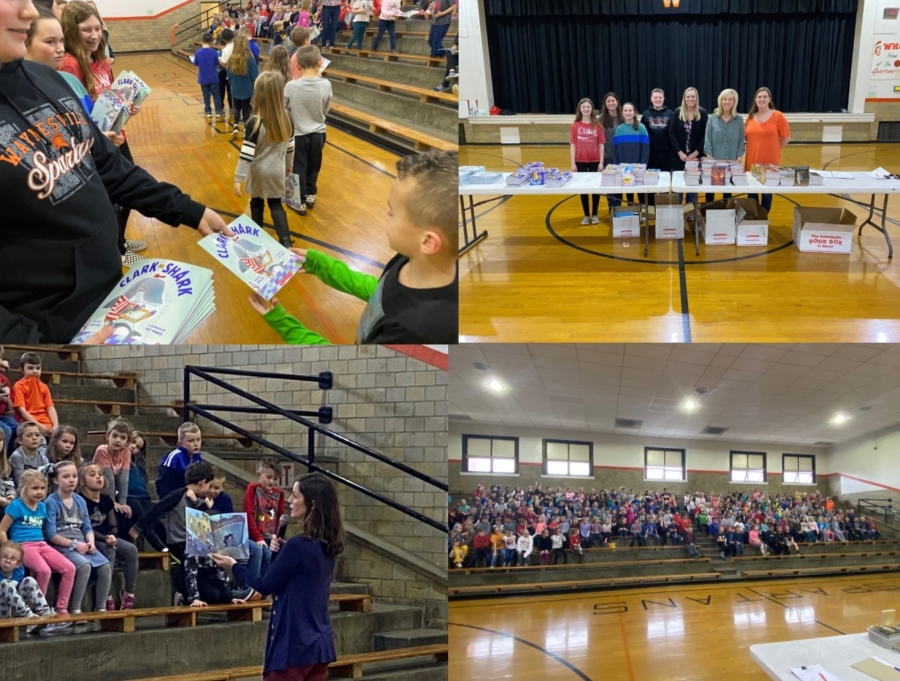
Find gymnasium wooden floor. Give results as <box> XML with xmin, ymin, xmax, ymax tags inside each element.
<box><xmin>110</xmin><ymin>53</ymin><xmax>402</xmax><ymax>344</ymax></box>
<box><xmin>449</xmin><ymin>573</ymin><xmax>900</xmax><ymax>681</ymax></box>
<box><xmin>459</xmin><ymin>143</ymin><xmax>900</xmax><ymax>343</ymax></box>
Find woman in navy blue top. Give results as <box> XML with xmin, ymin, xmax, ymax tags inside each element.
<box><xmin>212</xmin><ymin>473</ymin><xmax>344</xmax><ymax>681</ymax></box>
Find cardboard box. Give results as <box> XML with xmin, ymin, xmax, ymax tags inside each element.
<box><xmin>697</xmin><ymin>201</ymin><xmax>736</xmax><ymax>245</ymax></box>
<box><xmin>792</xmin><ymin>207</ymin><xmax>858</xmax><ymax>254</ymax></box>
<box><xmin>729</xmin><ymin>198</ymin><xmax>769</xmax><ymax>247</ymax></box>
<box><xmin>654</xmin><ymin>194</ymin><xmax>684</xmax><ymax>239</ymax></box>
<box><xmin>612</xmin><ymin>207</ymin><xmax>641</xmax><ymax>238</ymax></box>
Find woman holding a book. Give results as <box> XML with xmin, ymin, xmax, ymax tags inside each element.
<box><xmin>744</xmin><ymin>87</ymin><xmax>791</xmax><ymax>212</ymax></box>
<box><xmin>211</xmin><ymin>473</ymin><xmax>343</xmax><ymax>681</ymax></box>
<box><xmin>703</xmin><ymin>88</ymin><xmax>745</xmax><ymax>203</ymax></box>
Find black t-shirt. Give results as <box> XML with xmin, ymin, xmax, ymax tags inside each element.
<box><xmin>640</xmin><ymin>107</ymin><xmax>673</xmax><ymax>154</ymax></box>
<box><xmin>357</xmin><ymin>254</ymin><xmax>458</xmax><ymax>343</ymax></box>
<box><xmin>84</xmin><ymin>494</ymin><xmax>116</xmax><ymax>537</ymax></box>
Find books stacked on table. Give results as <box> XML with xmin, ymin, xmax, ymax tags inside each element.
<box><xmin>751</xmin><ymin>164</ymin><xmax>782</xmax><ymax>186</ymax></box>
<box><xmin>807</xmin><ymin>170</ymin><xmax>825</xmax><ymax>186</ymax></box>
<box><xmin>779</xmin><ymin>167</ymin><xmax>796</xmax><ymax>187</ymax></box>
<box><xmin>544</xmin><ymin>169</ymin><xmax>573</xmax><ymax>187</ymax></box>
<box><xmin>600</xmin><ymin>166</ymin><xmax>618</xmax><ymax>186</ymax></box>
<box><xmin>506</xmin><ymin>171</ymin><xmax>528</xmax><ymax>186</ymax></box>
<box><xmin>469</xmin><ymin>171</ymin><xmax>504</xmax><ymax>184</ymax></box>
<box><xmin>644</xmin><ymin>169</ymin><xmax>661</xmax><ymax>186</ymax></box>
<box><xmin>868</xmin><ymin>625</ymin><xmax>900</xmax><ymax>648</ymax></box>
<box><xmin>731</xmin><ymin>169</ymin><xmax>748</xmax><ymax>185</ymax></box>
<box><xmin>459</xmin><ymin>166</ymin><xmax>486</xmax><ymax>184</ymax></box>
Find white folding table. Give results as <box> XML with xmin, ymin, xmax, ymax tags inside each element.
<box><xmin>670</xmin><ymin>171</ymin><xmax>900</xmax><ymax>258</ymax></box>
<box><xmin>458</xmin><ymin>172</ymin><xmax>672</xmax><ymax>256</ymax></box>
<box><xmin>750</xmin><ymin>632</ymin><xmax>900</xmax><ymax>681</ymax></box>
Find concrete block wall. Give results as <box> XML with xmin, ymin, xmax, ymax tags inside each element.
<box><xmin>79</xmin><ymin>344</ymin><xmax>448</xmax><ymax>625</ymax></box>
<box><xmin>864</xmin><ymin>101</ymin><xmax>900</xmax><ymax>138</ymax></box>
<box><xmin>107</xmin><ymin>0</ymin><xmax>202</xmax><ymax>53</ymax></box>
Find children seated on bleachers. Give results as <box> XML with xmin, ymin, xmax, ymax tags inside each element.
<box><xmin>550</xmin><ymin>527</ymin><xmax>566</xmax><ymax>564</ymax></box>
<box><xmin>250</xmin><ymin>150</ymin><xmax>459</xmax><ymax>344</ymax></box>
<box><xmin>46</xmin><ymin>425</ymin><xmax>84</xmax><ymax>471</ymax></box>
<box><xmin>515</xmin><ymin>528</ymin><xmax>532</xmax><ymax>566</ymax></box>
<box><xmin>45</xmin><ymin>461</ymin><xmax>112</xmax><ymax>617</ymax></box>
<box><xmin>94</xmin><ymin>417</ymin><xmax>134</xmax><ymax>521</ymax></box>
<box><xmin>80</xmin><ymin>463</ymin><xmax>139</xmax><ymax>610</ymax></box>
<box><xmin>244</xmin><ymin>457</ymin><xmax>284</xmax><ymax>579</ymax></box>
<box><xmin>155</xmin><ymin>422</ymin><xmax>204</xmax><ymax>500</ymax></box>
<box><xmin>12</xmin><ymin>352</ymin><xmax>58</xmax><ymax>439</ymax></box>
<box><xmin>0</xmin><ymin>540</ymin><xmax>55</xmax><ymax>633</ymax></box>
<box><xmin>0</xmin><ymin>350</ymin><xmax>19</xmax><ymax>458</ymax></box>
<box><xmin>10</xmin><ymin>423</ymin><xmax>50</xmax><ymax>488</ymax></box>
<box><xmin>449</xmin><ymin>539</ymin><xmax>466</xmax><ymax>568</ymax></box>
<box><xmin>124</xmin><ymin>431</ymin><xmax>152</xmax><ymax>544</ymax></box>
<box><xmin>470</xmin><ymin>527</ymin><xmax>491</xmax><ymax>568</ymax></box>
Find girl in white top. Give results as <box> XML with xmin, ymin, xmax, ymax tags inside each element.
<box><xmin>372</xmin><ymin>0</ymin><xmax>401</xmax><ymax>53</ymax></box>
<box><xmin>345</xmin><ymin>0</ymin><xmax>373</xmax><ymax>51</ymax></box>
<box><xmin>515</xmin><ymin>530</ymin><xmax>533</xmax><ymax>566</ymax></box>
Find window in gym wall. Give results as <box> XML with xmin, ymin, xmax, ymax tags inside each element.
<box><xmin>462</xmin><ymin>435</ymin><xmax>519</xmax><ymax>474</ymax></box>
<box><xmin>730</xmin><ymin>451</ymin><xmax>768</xmax><ymax>483</ymax></box>
<box><xmin>782</xmin><ymin>454</ymin><xmax>816</xmax><ymax>484</ymax></box>
<box><xmin>542</xmin><ymin>439</ymin><xmax>593</xmax><ymax>477</ymax></box>
<box><xmin>644</xmin><ymin>448</ymin><xmax>685</xmax><ymax>481</ymax></box>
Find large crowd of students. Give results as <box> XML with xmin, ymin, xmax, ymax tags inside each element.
<box><xmin>0</xmin><ymin>349</ymin><xmax>289</xmax><ymax>634</ymax></box>
<box><xmin>449</xmin><ymin>483</ymin><xmax>882</xmax><ymax>569</ymax></box>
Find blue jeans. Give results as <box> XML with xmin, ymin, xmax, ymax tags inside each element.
<box><xmin>372</xmin><ymin>19</ymin><xmax>396</xmax><ymax>51</ymax></box>
<box><xmin>200</xmin><ymin>82</ymin><xmax>223</xmax><ymax>114</ymax></box>
<box><xmin>321</xmin><ymin>4</ymin><xmax>341</xmax><ymax>47</ymax></box>
<box><xmin>428</xmin><ymin>22</ymin><xmax>450</xmax><ymax>57</ymax></box>
<box><xmin>0</xmin><ymin>416</ymin><xmax>18</xmax><ymax>455</ymax></box>
<box><xmin>347</xmin><ymin>20</ymin><xmax>367</xmax><ymax>49</ymax></box>
<box><xmin>244</xmin><ymin>541</ymin><xmax>271</xmax><ymax>583</ymax></box>
<box><xmin>749</xmin><ymin>194</ymin><xmax>773</xmax><ymax>212</ymax></box>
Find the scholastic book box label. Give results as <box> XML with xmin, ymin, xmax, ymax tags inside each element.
<box><xmin>729</xmin><ymin>198</ymin><xmax>770</xmax><ymax>247</ymax></box>
<box><xmin>611</xmin><ymin>207</ymin><xmax>641</xmax><ymax>238</ymax></box>
<box><xmin>654</xmin><ymin>194</ymin><xmax>684</xmax><ymax>239</ymax></box>
<box><xmin>793</xmin><ymin>207</ymin><xmax>858</xmax><ymax>254</ymax></box>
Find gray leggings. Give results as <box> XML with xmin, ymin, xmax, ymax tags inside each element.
<box><xmin>69</xmin><ymin>562</ymin><xmax>112</xmax><ymax>613</ymax></box>
<box><xmin>97</xmin><ymin>538</ymin><xmax>139</xmax><ymax>594</ymax></box>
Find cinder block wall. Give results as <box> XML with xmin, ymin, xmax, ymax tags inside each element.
<box><xmin>80</xmin><ymin>344</ymin><xmax>448</xmax><ymax>626</ymax></box>
<box><xmin>106</xmin><ymin>0</ymin><xmax>202</xmax><ymax>53</ymax></box>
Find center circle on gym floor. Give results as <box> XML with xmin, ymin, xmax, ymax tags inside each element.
<box><xmin>544</xmin><ymin>195</ymin><xmax>796</xmax><ymax>265</ymax></box>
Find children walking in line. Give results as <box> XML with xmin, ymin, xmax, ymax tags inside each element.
<box><xmin>192</xmin><ymin>33</ymin><xmax>225</xmax><ymax>119</ymax></box>
<box><xmin>227</xmin><ymin>33</ymin><xmax>259</xmax><ymax>138</ymax></box>
<box><xmin>283</xmin><ymin>45</ymin><xmax>331</xmax><ymax>215</ymax></box>
<box><xmin>0</xmin><ymin>470</ymin><xmax>75</xmax><ymax>622</ymax></box>
<box><xmin>234</xmin><ymin>71</ymin><xmax>296</xmax><ymax>248</ymax></box>
<box><xmin>80</xmin><ymin>463</ymin><xmax>139</xmax><ymax>610</ymax></box>
<box><xmin>46</xmin><ymin>461</ymin><xmax>112</xmax><ymax>616</ymax></box>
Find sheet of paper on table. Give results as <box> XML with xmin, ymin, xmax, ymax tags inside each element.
<box><xmin>790</xmin><ymin>664</ymin><xmax>843</xmax><ymax>681</ymax></box>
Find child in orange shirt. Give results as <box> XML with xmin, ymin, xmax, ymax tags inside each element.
<box><xmin>11</xmin><ymin>353</ymin><xmax>57</xmax><ymax>438</ymax></box>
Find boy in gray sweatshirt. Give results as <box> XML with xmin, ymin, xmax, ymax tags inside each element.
<box><xmin>283</xmin><ymin>45</ymin><xmax>332</xmax><ymax>216</ymax></box>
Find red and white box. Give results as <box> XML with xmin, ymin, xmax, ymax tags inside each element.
<box><xmin>698</xmin><ymin>201</ymin><xmax>736</xmax><ymax>245</ymax></box>
<box><xmin>730</xmin><ymin>198</ymin><xmax>769</xmax><ymax>247</ymax></box>
<box><xmin>611</xmin><ymin>207</ymin><xmax>641</xmax><ymax>238</ymax></box>
<box><xmin>654</xmin><ymin>194</ymin><xmax>684</xmax><ymax>239</ymax></box>
<box><xmin>792</xmin><ymin>207</ymin><xmax>857</xmax><ymax>254</ymax></box>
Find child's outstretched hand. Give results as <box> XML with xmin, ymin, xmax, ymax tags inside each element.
<box><xmin>234</xmin><ymin>182</ymin><xmax>243</xmax><ymax>197</ymax></box>
<box><xmin>248</xmin><ymin>293</ymin><xmax>276</xmax><ymax>316</ymax></box>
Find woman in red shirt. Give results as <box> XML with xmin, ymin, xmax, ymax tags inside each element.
<box><xmin>569</xmin><ymin>97</ymin><xmax>605</xmax><ymax>225</ymax></box>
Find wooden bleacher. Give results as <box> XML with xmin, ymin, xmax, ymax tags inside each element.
<box><xmin>457</xmin><ymin>557</ymin><xmax>710</xmax><ymax>575</ymax></box>
<box><xmin>741</xmin><ymin>563</ymin><xmax>900</xmax><ymax>578</ymax></box>
<box><xmin>131</xmin><ymin>644</ymin><xmax>449</xmax><ymax>681</ymax></box>
<box><xmin>733</xmin><ymin>551</ymin><xmax>900</xmax><ymax>562</ymax></box>
<box><xmin>327</xmin><ymin>68</ymin><xmax>456</xmax><ymax>103</ymax></box>
<box><xmin>138</xmin><ymin>551</ymin><xmax>171</xmax><ymax>571</ymax></box>
<box><xmin>328</xmin><ymin>102</ymin><xmax>454</xmax><ymax>151</ymax></box>
<box><xmin>2</xmin><ymin>344</ymin><xmax>80</xmax><ymax>361</ymax></box>
<box><xmin>0</xmin><ymin>593</ymin><xmax>371</xmax><ymax>643</ymax></box>
<box><xmin>9</xmin><ymin>368</ymin><xmax>137</xmax><ymax>388</ymax></box>
<box><xmin>87</xmin><ymin>430</ymin><xmax>259</xmax><ymax>448</ymax></box>
<box><xmin>54</xmin><ymin>398</ymin><xmax>181</xmax><ymax>416</ymax></box>
<box><xmin>449</xmin><ymin>572</ymin><xmax>723</xmax><ymax>597</ymax></box>
<box><xmin>327</xmin><ymin>45</ymin><xmax>444</xmax><ymax>67</ymax></box>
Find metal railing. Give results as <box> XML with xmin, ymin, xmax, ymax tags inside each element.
<box><xmin>858</xmin><ymin>498</ymin><xmax>897</xmax><ymax>524</ymax></box>
<box><xmin>182</xmin><ymin>366</ymin><xmax>447</xmax><ymax>533</ymax></box>
<box><xmin>172</xmin><ymin>1</ymin><xmax>248</xmax><ymax>44</ymax></box>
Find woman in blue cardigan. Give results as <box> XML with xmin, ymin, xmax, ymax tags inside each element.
<box><xmin>212</xmin><ymin>473</ymin><xmax>344</xmax><ymax>681</ymax></box>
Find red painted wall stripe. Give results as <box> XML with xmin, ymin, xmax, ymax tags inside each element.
<box><xmin>384</xmin><ymin>345</ymin><xmax>448</xmax><ymax>370</ymax></box>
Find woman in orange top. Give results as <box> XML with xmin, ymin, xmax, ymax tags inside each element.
<box><xmin>744</xmin><ymin>87</ymin><xmax>790</xmax><ymax>212</ymax></box>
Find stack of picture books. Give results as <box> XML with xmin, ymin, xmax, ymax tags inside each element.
<box><xmin>90</xmin><ymin>70</ymin><xmax>152</xmax><ymax>134</ymax></box>
<box><xmin>684</xmin><ymin>160</ymin><xmax>702</xmax><ymax>186</ymax></box>
<box><xmin>750</xmin><ymin>164</ymin><xmax>783</xmax><ymax>186</ymax></box>
<box><xmin>868</xmin><ymin>625</ymin><xmax>900</xmax><ymax>648</ymax></box>
<box><xmin>779</xmin><ymin>167</ymin><xmax>796</xmax><ymax>187</ymax></box>
<box><xmin>199</xmin><ymin>215</ymin><xmax>305</xmax><ymax>300</ymax></box>
<box><xmin>644</xmin><ymin>169</ymin><xmax>661</xmax><ymax>186</ymax></box>
<box><xmin>71</xmin><ymin>260</ymin><xmax>215</xmax><ymax>344</ymax></box>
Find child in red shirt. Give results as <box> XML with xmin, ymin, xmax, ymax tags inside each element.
<box><xmin>243</xmin><ymin>458</ymin><xmax>285</xmax><ymax>579</ymax></box>
<box><xmin>570</xmin><ymin>97</ymin><xmax>606</xmax><ymax>225</ymax></box>
<box><xmin>11</xmin><ymin>353</ymin><xmax>57</xmax><ymax>438</ymax></box>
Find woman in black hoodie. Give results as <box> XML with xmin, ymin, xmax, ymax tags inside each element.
<box><xmin>0</xmin><ymin>0</ymin><xmax>233</xmax><ymax>343</ymax></box>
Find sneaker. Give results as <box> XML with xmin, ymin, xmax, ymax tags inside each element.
<box><xmin>306</xmin><ymin>195</ymin><xmax>315</xmax><ymax>208</ymax></box>
<box><xmin>581</xmin><ymin>216</ymin><xmax>591</xmax><ymax>226</ymax></box>
<box><xmin>433</xmin><ymin>85</ymin><xmax>449</xmax><ymax>92</ymax></box>
<box><xmin>173</xmin><ymin>592</ymin><xmax>184</xmax><ymax>607</ymax></box>
<box><xmin>446</xmin><ymin>70</ymin><xmax>458</xmax><ymax>80</ymax></box>
<box><xmin>124</xmin><ymin>239</ymin><xmax>146</xmax><ymax>252</ymax></box>
<box><xmin>215</xmin><ymin>110</ymin><xmax>225</xmax><ymax>118</ymax></box>
<box><xmin>105</xmin><ymin>596</ymin><xmax>116</xmax><ymax>612</ymax></box>
<box><xmin>454</xmin><ymin>562</ymin><xmax>462</xmax><ymax>568</ymax></box>
<box><xmin>390</xmin><ymin>49</ymin><xmax>398</xmax><ymax>54</ymax></box>
<box><xmin>232</xmin><ymin>125</ymin><xmax>239</xmax><ymax>138</ymax></box>
<box><xmin>591</xmin><ymin>215</ymin><xmax>600</xmax><ymax>224</ymax></box>
<box><xmin>205</xmin><ymin>112</ymin><xmax>212</xmax><ymax>119</ymax></box>
<box><xmin>292</xmin><ymin>203</ymin><xmax>307</xmax><ymax>216</ymax></box>
<box><xmin>122</xmin><ymin>251</ymin><xmax>145</xmax><ymax>266</ymax></box>
<box><xmin>119</xmin><ymin>591</ymin><xmax>135</xmax><ymax>610</ymax></box>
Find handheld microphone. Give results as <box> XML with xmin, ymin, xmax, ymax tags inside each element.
<box><xmin>277</xmin><ymin>514</ymin><xmax>291</xmax><ymax>540</ymax></box>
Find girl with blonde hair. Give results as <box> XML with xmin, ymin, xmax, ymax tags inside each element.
<box><xmin>233</xmin><ymin>71</ymin><xmax>296</xmax><ymax>247</ymax></box>
<box><xmin>668</xmin><ymin>87</ymin><xmax>708</xmax><ymax>206</ymax></box>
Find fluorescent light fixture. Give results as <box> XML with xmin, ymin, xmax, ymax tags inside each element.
<box><xmin>487</xmin><ymin>379</ymin><xmax>505</xmax><ymax>392</ymax></box>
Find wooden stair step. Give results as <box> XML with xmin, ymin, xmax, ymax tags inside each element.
<box><xmin>329</xmin><ymin>102</ymin><xmax>454</xmax><ymax>151</ymax></box>
<box><xmin>327</xmin><ymin>68</ymin><xmax>457</xmax><ymax>103</ymax></box>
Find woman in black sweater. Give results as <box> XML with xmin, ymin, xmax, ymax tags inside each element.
<box><xmin>668</xmin><ymin>87</ymin><xmax>709</xmax><ymax>207</ymax></box>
